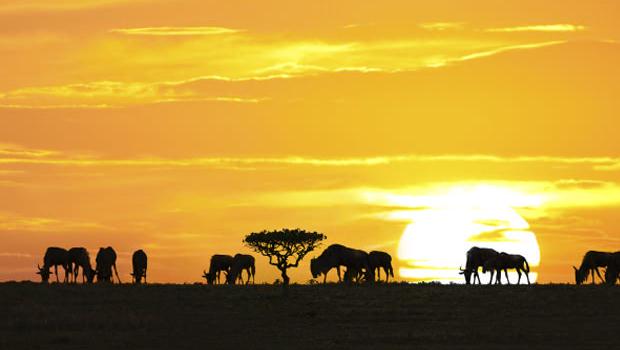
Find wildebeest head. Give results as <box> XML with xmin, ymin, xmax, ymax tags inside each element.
<box><xmin>310</xmin><ymin>258</ymin><xmax>321</xmax><ymax>278</ymax></box>
<box><xmin>202</xmin><ymin>270</ymin><xmax>216</xmax><ymax>284</ymax></box>
<box><xmin>573</xmin><ymin>266</ymin><xmax>584</xmax><ymax>285</ymax></box>
<box><xmin>459</xmin><ymin>266</ymin><xmax>473</xmax><ymax>285</ymax></box>
<box><xmin>86</xmin><ymin>268</ymin><xmax>96</xmax><ymax>283</ymax></box>
<box><xmin>36</xmin><ymin>264</ymin><xmax>51</xmax><ymax>283</ymax></box>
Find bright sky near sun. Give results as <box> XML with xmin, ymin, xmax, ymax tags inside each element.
<box><xmin>1</xmin><ymin>0</ymin><xmax>620</xmax><ymax>283</ymax></box>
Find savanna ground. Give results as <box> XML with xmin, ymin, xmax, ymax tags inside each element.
<box><xmin>0</xmin><ymin>282</ymin><xmax>618</xmax><ymax>349</ymax></box>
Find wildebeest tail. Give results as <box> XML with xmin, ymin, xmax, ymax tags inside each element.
<box><xmin>523</xmin><ymin>258</ymin><xmax>530</xmax><ymax>273</ymax></box>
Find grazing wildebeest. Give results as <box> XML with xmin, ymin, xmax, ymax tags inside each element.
<box><xmin>483</xmin><ymin>252</ymin><xmax>531</xmax><ymax>285</ymax></box>
<box><xmin>131</xmin><ymin>249</ymin><xmax>148</xmax><ymax>284</ymax></box>
<box><xmin>37</xmin><ymin>247</ymin><xmax>70</xmax><ymax>283</ymax></box>
<box><xmin>310</xmin><ymin>244</ymin><xmax>346</xmax><ymax>283</ymax></box>
<box><xmin>202</xmin><ymin>254</ymin><xmax>234</xmax><ymax>285</ymax></box>
<box><xmin>604</xmin><ymin>252</ymin><xmax>620</xmax><ymax>285</ymax></box>
<box><xmin>368</xmin><ymin>251</ymin><xmax>394</xmax><ymax>282</ymax></box>
<box><xmin>459</xmin><ymin>247</ymin><xmax>499</xmax><ymax>285</ymax></box>
<box><xmin>95</xmin><ymin>247</ymin><xmax>121</xmax><ymax>283</ymax></box>
<box><xmin>311</xmin><ymin>244</ymin><xmax>373</xmax><ymax>283</ymax></box>
<box><xmin>226</xmin><ymin>254</ymin><xmax>255</xmax><ymax>285</ymax></box>
<box><xmin>68</xmin><ymin>247</ymin><xmax>95</xmax><ymax>283</ymax></box>
<box><xmin>573</xmin><ymin>250</ymin><xmax>613</xmax><ymax>285</ymax></box>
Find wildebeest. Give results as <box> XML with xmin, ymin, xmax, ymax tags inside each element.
<box><xmin>459</xmin><ymin>247</ymin><xmax>500</xmax><ymax>284</ymax></box>
<box><xmin>483</xmin><ymin>252</ymin><xmax>531</xmax><ymax>285</ymax></box>
<box><xmin>202</xmin><ymin>254</ymin><xmax>234</xmax><ymax>285</ymax></box>
<box><xmin>368</xmin><ymin>251</ymin><xmax>394</xmax><ymax>282</ymax></box>
<box><xmin>67</xmin><ymin>247</ymin><xmax>95</xmax><ymax>283</ymax></box>
<box><xmin>37</xmin><ymin>247</ymin><xmax>70</xmax><ymax>283</ymax></box>
<box><xmin>311</xmin><ymin>244</ymin><xmax>346</xmax><ymax>283</ymax></box>
<box><xmin>311</xmin><ymin>244</ymin><xmax>373</xmax><ymax>283</ymax></box>
<box><xmin>95</xmin><ymin>247</ymin><xmax>121</xmax><ymax>283</ymax></box>
<box><xmin>573</xmin><ymin>250</ymin><xmax>613</xmax><ymax>285</ymax></box>
<box><xmin>131</xmin><ymin>249</ymin><xmax>148</xmax><ymax>284</ymax></box>
<box><xmin>226</xmin><ymin>254</ymin><xmax>255</xmax><ymax>285</ymax></box>
<box><xmin>604</xmin><ymin>252</ymin><xmax>620</xmax><ymax>285</ymax></box>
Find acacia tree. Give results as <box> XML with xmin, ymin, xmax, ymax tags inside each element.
<box><xmin>243</xmin><ymin>228</ymin><xmax>326</xmax><ymax>286</ymax></box>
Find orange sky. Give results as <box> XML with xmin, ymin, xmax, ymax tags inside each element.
<box><xmin>1</xmin><ymin>0</ymin><xmax>619</xmax><ymax>283</ymax></box>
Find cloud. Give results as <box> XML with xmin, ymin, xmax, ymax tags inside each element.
<box><xmin>419</xmin><ymin>22</ymin><xmax>465</xmax><ymax>31</ymax></box>
<box><xmin>0</xmin><ymin>212</ymin><xmax>109</xmax><ymax>232</ymax></box>
<box><xmin>110</xmin><ymin>26</ymin><xmax>243</xmax><ymax>36</ymax></box>
<box><xmin>486</xmin><ymin>24</ymin><xmax>586</xmax><ymax>33</ymax></box>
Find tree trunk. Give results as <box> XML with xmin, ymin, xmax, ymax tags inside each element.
<box><xmin>280</xmin><ymin>268</ymin><xmax>290</xmax><ymax>286</ymax></box>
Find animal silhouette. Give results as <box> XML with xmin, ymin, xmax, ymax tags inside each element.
<box><xmin>226</xmin><ymin>254</ymin><xmax>255</xmax><ymax>285</ymax></box>
<box><xmin>311</xmin><ymin>244</ymin><xmax>373</xmax><ymax>283</ymax></box>
<box><xmin>37</xmin><ymin>247</ymin><xmax>70</xmax><ymax>283</ymax></box>
<box><xmin>131</xmin><ymin>249</ymin><xmax>148</xmax><ymax>284</ymax></box>
<box><xmin>95</xmin><ymin>247</ymin><xmax>121</xmax><ymax>283</ymax></box>
<box><xmin>604</xmin><ymin>252</ymin><xmax>620</xmax><ymax>285</ymax></box>
<box><xmin>368</xmin><ymin>251</ymin><xmax>394</xmax><ymax>282</ymax></box>
<box><xmin>460</xmin><ymin>247</ymin><xmax>500</xmax><ymax>284</ymax></box>
<box><xmin>203</xmin><ymin>254</ymin><xmax>234</xmax><ymax>285</ymax></box>
<box><xmin>573</xmin><ymin>251</ymin><xmax>612</xmax><ymax>285</ymax></box>
<box><xmin>483</xmin><ymin>252</ymin><xmax>530</xmax><ymax>285</ymax></box>
<box><xmin>68</xmin><ymin>247</ymin><xmax>95</xmax><ymax>283</ymax></box>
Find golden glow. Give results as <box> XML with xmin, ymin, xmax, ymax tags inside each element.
<box><xmin>0</xmin><ymin>0</ymin><xmax>619</xmax><ymax>283</ymax></box>
<box><xmin>394</xmin><ymin>185</ymin><xmax>541</xmax><ymax>283</ymax></box>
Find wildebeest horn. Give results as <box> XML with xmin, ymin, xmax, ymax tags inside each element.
<box><xmin>572</xmin><ymin>266</ymin><xmax>578</xmax><ymax>272</ymax></box>
<box><xmin>459</xmin><ymin>266</ymin><xmax>465</xmax><ymax>272</ymax></box>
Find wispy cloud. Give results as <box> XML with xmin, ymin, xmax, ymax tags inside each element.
<box><xmin>0</xmin><ymin>212</ymin><xmax>109</xmax><ymax>232</ymax></box>
<box><xmin>486</xmin><ymin>24</ymin><xmax>586</xmax><ymax>33</ymax></box>
<box><xmin>419</xmin><ymin>22</ymin><xmax>465</xmax><ymax>31</ymax></box>
<box><xmin>110</xmin><ymin>26</ymin><xmax>243</xmax><ymax>36</ymax></box>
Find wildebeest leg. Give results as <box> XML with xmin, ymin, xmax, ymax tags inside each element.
<box><xmin>488</xmin><ymin>270</ymin><xmax>494</xmax><ymax>285</ymax></box>
<box><xmin>595</xmin><ymin>268</ymin><xmax>604</xmax><ymax>283</ymax></box>
<box><xmin>516</xmin><ymin>269</ymin><xmax>522</xmax><ymax>285</ymax></box>
<box><xmin>54</xmin><ymin>265</ymin><xmax>59</xmax><ymax>283</ymax></box>
<box><xmin>323</xmin><ymin>272</ymin><xmax>327</xmax><ymax>284</ymax></box>
<box><xmin>337</xmin><ymin>266</ymin><xmax>342</xmax><ymax>282</ymax></box>
<box><xmin>376</xmin><ymin>268</ymin><xmax>381</xmax><ymax>282</ymax></box>
<box><xmin>384</xmin><ymin>267</ymin><xmax>389</xmax><ymax>282</ymax></box>
<box><xmin>504</xmin><ymin>269</ymin><xmax>510</xmax><ymax>285</ymax></box>
<box><xmin>525</xmin><ymin>270</ymin><xmax>530</xmax><ymax>285</ymax></box>
<box><xmin>591</xmin><ymin>269</ymin><xmax>596</xmax><ymax>285</ymax></box>
<box><xmin>495</xmin><ymin>269</ymin><xmax>501</xmax><ymax>285</ymax></box>
<box><xmin>112</xmin><ymin>263</ymin><xmax>121</xmax><ymax>284</ymax></box>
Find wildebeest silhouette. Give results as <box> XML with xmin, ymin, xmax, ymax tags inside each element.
<box><xmin>37</xmin><ymin>247</ymin><xmax>70</xmax><ymax>283</ymax></box>
<box><xmin>368</xmin><ymin>251</ymin><xmax>394</xmax><ymax>282</ymax></box>
<box><xmin>131</xmin><ymin>249</ymin><xmax>148</xmax><ymax>284</ymax></box>
<box><xmin>573</xmin><ymin>250</ymin><xmax>612</xmax><ymax>285</ymax></box>
<box><xmin>459</xmin><ymin>247</ymin><xmax>499</xmax><ymax>284</ymax></box>
<box><xmin>483</xmin><ymin>252</ymin><xmax>531</xmax><ymax>285</ymax></box>
<box><xmin>95</xmin><ymin>247</ymin><xmax>121</xmax><ymax>283</ymax></box>
<box><xmin>311</xmin><ymin>244</ymin><xmax>373</xmax><ymax>283</ymax></box>
<box><xmin>226</xmin><ymin>254</ymin><xmax>255</xmax><ymax>285</ymax></box>
<box><xmin>311</xmin><ymin>244</ymin><xmax>346</xmax><ymax>283</ymax></box>
<box><xmin>68</xmin><ymin>247</ymin><xmax>95</xmax><ymax>283</ymax></box>
<box><xmin>604</xmin><ymin>252</ymin><xmax>620</xmax><ymax>285</ymax></box>
<box><xmin>203</xmin><ymin>254</ymin><xmax>234</xmax><ymax>285</ymax></box>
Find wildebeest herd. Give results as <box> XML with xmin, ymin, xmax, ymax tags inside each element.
<box><xmin>34</xmin><ymin>244</ymin><xmax>620</xmax><ymax>285</ymax></box>
<box><xmin>36</xmin><ymin>246</ymin><xmax>146</xmax><ymax>284</ymax></box>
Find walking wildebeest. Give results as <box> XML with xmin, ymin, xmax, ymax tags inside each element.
<box><xmin>95</xmin><ymin>247</ymin><xmax>121</xmax><ymax>283</ymax></box>
<box><xmin>368</xmin><ymin>251</ymin><xmax>394</xmax><ymax>282</ymax></box>
<box><xmin>459</xmin><ymin>247</ymin><xmax>499</xmax><ymax>284</ymax></box>
<box><xmin>68</xmin><ymin>247</ymin><xmax>95</xmax><ymax>283</ymax></box>
<box><xmin>226</xmin><ymin>254</ymin><xmax>255</xmax><ymax>285</ymax></box>
<box><xmin>573</xmin><ymin>250</ymin><xmax>613</xmax><ymax>285</ymax></box>
<box><xmin>311</xmin><ymin>244</ymin><xmax>373</xmax><ymax>283</ymax></box>
<box><xmin>131</xmin><ymin>249</ymin><xmax>148</xmax><ymax>284</ymax></box>
<box><xmin>37</xmin><ymin>247</ymin><xmax>70</xmax><ymax>283</ymax></box>
<box><xmin>483</xmin><ymin>252</ymin><xmax>531</xmax><ymax>285</ymax></box>
<box><xmin>202</xmin><ymin>254</ymin><xmax>234</xmax><ymax>285</ymax></box>
<box><xmin>604</xmin><ymin>252</ymin><xmax>620</xmax><ymax>285</ymax></box>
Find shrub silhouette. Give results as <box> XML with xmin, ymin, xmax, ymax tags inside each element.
<box><xmin>243</xmin><ymin>228</ymin><xmax>326</xmax><ymax>286</ymax></box>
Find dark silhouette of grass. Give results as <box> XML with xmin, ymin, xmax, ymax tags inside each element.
<box><xmin>1</xmin><ymin>282</ymin><xmax>619</xmax><ymax>349</ymax></box>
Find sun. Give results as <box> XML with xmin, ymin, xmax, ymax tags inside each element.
<box><xmin>396</xmin><ymin>185</ymin><xmax>541</xmax><ymax>283</ymax></box>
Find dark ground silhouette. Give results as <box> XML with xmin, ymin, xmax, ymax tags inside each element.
<box><xmin>1</xmin><ymin>282</ymin><xmax>619</xmax><ymax>349</ymax></box>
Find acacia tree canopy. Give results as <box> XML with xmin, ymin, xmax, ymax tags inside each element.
<box><xmin>243</xmin><ymin>228</ymin><xmax>326</xmax><ymax>285</ymax></box>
